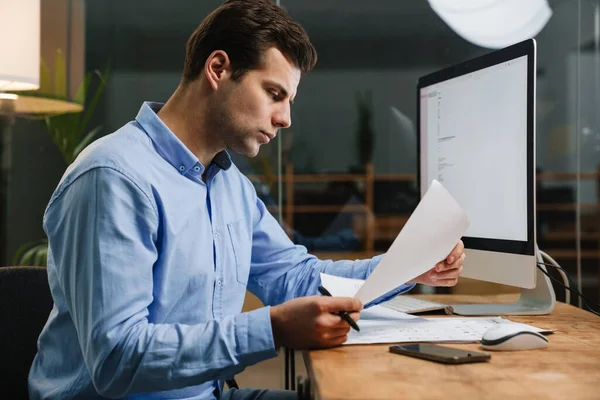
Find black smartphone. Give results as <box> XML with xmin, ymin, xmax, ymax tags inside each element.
<box><xmin>389</xmin><ymin>344</ymin><xmax>491</xmax><ymax>364</ymax></box>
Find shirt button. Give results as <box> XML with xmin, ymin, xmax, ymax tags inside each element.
<box><xmin>214</xmin><ymin>230</ymin><xmax>219</xmax><ymax>237</ymax></box>
<box><xmin>194</xmin><ymin>166</ymin><xmax>200</xmax><ymax>172</ymax></box>
<box><xmin>217</xmin><ymin>280</ymin><xmax>222</xmax><ymax>287</ymax></box>
<box><xmin>179</xmin><ymin>165</ymin><xmax>185</xmax><ymax>171</ymax></box>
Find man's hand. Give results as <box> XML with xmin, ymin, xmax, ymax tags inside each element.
<box><xmin>270</xmin><ymin>296</ymin><xmax>363</xmax><ymax>350</ymax></box>
<box><xmin>409</xmin><ymin>240</ymin><xmax>465</xmax><ymax>287</ymax></box>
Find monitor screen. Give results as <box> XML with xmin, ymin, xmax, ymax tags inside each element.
<box><xmin>415</xmin><ymin>40</ymin><xmax>556</xmax><ymax>310</ymax></box>
<box><xmin>418</xmin><ymin>40</ymin><xmax>535</xmax><ymax>259</ymax></box>
<box><xmin>420</xmin><ymin>56</ymin><xmax>528</xmax><ymax>242</ymax></box>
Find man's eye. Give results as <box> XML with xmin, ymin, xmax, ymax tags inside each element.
<box><xmin>269</xmin><ymin>90</ymin><xmax>280</xmax><ymax>100</ymax></box>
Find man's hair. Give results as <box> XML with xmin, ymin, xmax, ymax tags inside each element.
<box><xmin>182</xmin><ymin>0</ymin><xmax>317</xmax><ymax>83</ymax></box>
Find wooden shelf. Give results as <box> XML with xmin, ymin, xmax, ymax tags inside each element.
<box><xmin>374</xmin><ymin>174</ymin><xmax>416</xmax><ymax>182</ymax></box>
<box><xmin>543</xmin><ymin>231</ymin><xmax>600</xmax><ymax>241</ymax></box>
<box><xmin>543</xmin><ymin>249</ymin><xmax>600</xmax><ymax>259</ymax></box>
<box><xmin>253</xmin><ymin>163</ymin><xmax>600</xmax><ymax>263</ymax></box>
<box><xmin>267</xmin><ymin>204</ymin><xmax>367</xmax><ymax>213</ymax></box>
<box><xmin>250</xmin><ymin>170</ymin><xmax>599</xmax><ymax>183</ymax></box>
<box><xmin>312</xmin><ymin>251</ymin><xmax>383</xmax><ymax>262</ymax></box>
<box><xmin>538</xmin><ymin>203</ymin><xmax>600</xmax><ymax>211</ymax></box>
<box><xmin>537</xmin><ymin>171</ymin><xmax>600</xmax><ymax>180</ymax></box>
<box><xmin>247</xmin><ymin>172</ymin><xmax>416</xmax><ymax>183</ymax></box>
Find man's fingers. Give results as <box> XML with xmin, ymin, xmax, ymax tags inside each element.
<box><xmin>446</xmin><ymin>253</ymin><xmax>466</xmax><ymax>271</ymax></box>
<box><xmin>444</xmin><ymin>240</ymin><xmax>465</xmax><ymax>265</ymax></box>
<box><xmin>320</xmin><ymin>296</ymin><xmax>363</xmax><ymax>313</ymax></box>
<box><xmin>433</xmin><ymin>278</ymin><xmax>459</xmax><ymax>287</ymax></box>
<box><xmin>318</xmin><ymin>312</ymin><xmax>359</xmax><ymax>329</ymax></box>
<box><xmin>437</xmin><ymin>252</ymin><xmax>466</xmax><ymax>272</ymax></box>
<box><xmin>432</xmin><ymin>265</ymin><xmax>463</xmax><ymax>280</ymax></box>
<box><xmin>328</xmin><ymin>333</ymin><xmax>349</xmax><ymax>347</ymax></box>
<box><xmin>318</xmin><ymin>326</ymin><xmax>350</xmax><ymax>340</ymax></box>
<box><xmin>348</xmin><ymin>311</ymin><xmax>361</xmax><ymax>322</ymax></box>
<box><xmin>314</xmin><ymin>334</ymin><xmax>348</xmax><ymax>349</ymax></box>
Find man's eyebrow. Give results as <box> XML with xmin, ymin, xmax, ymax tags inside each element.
<box><xmin>266</xmin><ymin>80</ymin><xmax>294</xmax><ymax>104</ymax></box>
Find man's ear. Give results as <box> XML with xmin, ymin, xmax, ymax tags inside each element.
<box><xmin>204</xmin><ymin>50</ymin><xmax>231</xmax><ymax>91</ymax></box>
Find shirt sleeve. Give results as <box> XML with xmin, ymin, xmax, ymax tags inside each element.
<box><xmin>246</xmin><ymin>197</ymin><xmax>414</xmax><ymax>306</ymax></box>
<box><xmin>44</xmin><ymin>167</ymin><xmax>276</xmax><ymax>398</ymax></box>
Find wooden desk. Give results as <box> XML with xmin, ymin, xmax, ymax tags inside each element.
<box><xmin>302</xmin><ymin>295</ymin><xmax>600</xmax><ymax>400</ymax></box>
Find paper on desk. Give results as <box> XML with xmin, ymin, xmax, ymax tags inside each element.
<box><xmin>354</xmin><ymin>179</ymin><xmax>470</xmax><ymax>305</ymax></box>
<box><xmin>344</xmin><ymin>317</ymin><xmax>551</xmax><ymax>345</ymax></box>
<box><xmin>360</xmin><ymin>304</ymin><xmax>425</xmax><ymax>321</ymax></box>
<box><xmin>318</xmin><ymin>273</ymin><xmax>424</xmax><ymax>321</ymax></box>
<box><xmin>319</xmin><ymin>273</ymin><xmax>364</xmax><ymax>298</ymax></box>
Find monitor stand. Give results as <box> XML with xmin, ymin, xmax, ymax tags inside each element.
<box><xmin>448</xmin><ymin>250</ymin><xmax>556</xmax><ymax>316</ymax></box>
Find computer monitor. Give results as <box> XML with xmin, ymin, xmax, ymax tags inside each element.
<box><xmin>417</xmin><ymin>39</ymin><xmax>555</xmax><ymax>315</ymax></box>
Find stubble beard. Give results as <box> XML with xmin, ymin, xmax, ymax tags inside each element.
<box><xmin>210</xmin><ymin>105</ymin><xmax>260</xmax><ymax>157</ymax></box>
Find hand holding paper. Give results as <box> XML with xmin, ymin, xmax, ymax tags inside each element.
<box><xmin>321</xmin><ymin>179</ymin><xmax>469</xmax><ymax>307</ymax></box>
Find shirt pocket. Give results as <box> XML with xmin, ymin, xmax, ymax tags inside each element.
<box><xmin>227</xmin><ymin>221</ymin><xmax>252</xmax><ymax>286</ymax></box>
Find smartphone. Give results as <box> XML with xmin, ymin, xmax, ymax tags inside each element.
<box><xmin>389</xmin><ymin>344</ymin><xmax>491</xmax><ymax>364</ymax></box>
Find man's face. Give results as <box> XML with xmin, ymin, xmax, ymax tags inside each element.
<box><xmin>208</xmin><ymin>47</ymin><xmax>301</xmax><ymax>157</ymax></box>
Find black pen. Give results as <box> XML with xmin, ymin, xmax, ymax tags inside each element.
<box><xmin>317</xmin><ymin>286</ymin><xmax>360</xmax><ymax>332</ymax></box>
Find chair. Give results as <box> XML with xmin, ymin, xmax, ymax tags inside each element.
<box><xmin>0</xmin><ymin>266</ymin><xmax>53</xmax><ymax>399</ymax></box>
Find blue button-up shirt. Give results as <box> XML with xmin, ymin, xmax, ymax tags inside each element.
<box><xmin>28</xmin><ymin>102</ymin><xmax>414</xmax><ymax>399</ymax></box>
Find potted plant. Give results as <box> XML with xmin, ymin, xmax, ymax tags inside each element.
<box><xmin>12</xmin><ymin>50</ymin><xmax>109</xmax><ymax>266</ymax></box>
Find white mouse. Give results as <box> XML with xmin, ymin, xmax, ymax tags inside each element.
<box><xmin>481</xmin><ymin>324</ymin><xmax>548</xmax><ymax>351</ymax></box>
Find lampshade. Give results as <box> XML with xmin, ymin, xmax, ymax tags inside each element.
<box><xmin>0</xmin><ymin>0</ymin><xmax>85</xmax><ymax>116</ymax></box>
<box><xmin>428</xmin><ymin>0</ymin><xmax>553</xmax><ymax>49</ymax></box>
<box><xmin>0</xmin><ymin>0</ymin><xmax>40</xmax><ymax>91</ymax></box>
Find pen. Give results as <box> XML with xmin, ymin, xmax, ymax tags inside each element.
<box><xmin>317</xmin><ymin>286</ymin><xmax>360</xmax><ymax>332</ymax></box>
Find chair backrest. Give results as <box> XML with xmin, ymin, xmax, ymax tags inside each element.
<box><xmin>0</xmin><ymin>266</ymin><xmax>53</xmax><ymax>398</ymax></box>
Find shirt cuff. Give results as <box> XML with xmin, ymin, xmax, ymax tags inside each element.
<box><xmin>366</xmin><ymin>254</ymin><xmax>386</xmax><ymax>277</ymax></box>
<box><xmin>364</xmin><ymin>282</ymin><xmax>417</xmax><ymax>309</ymax></box>
<box><xmin>235</xmin><ymin>306</ymin><xmax>278</xmax><ymax>366</ymax></box>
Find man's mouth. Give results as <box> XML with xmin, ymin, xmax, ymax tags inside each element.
<box><xmin>260</xmin><ymin>130</ymin><xmax>276</xmax><ymax>142</ymax></box>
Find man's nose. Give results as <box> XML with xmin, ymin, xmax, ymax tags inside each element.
<box><xmin>273</xmin><ymin>105</ymin><xmax>291</xmax><ymax>129</ymax></box>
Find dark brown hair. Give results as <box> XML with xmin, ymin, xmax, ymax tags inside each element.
<box><xmin>182</xmin><ymin>0</ymin><xmax>317</xmax><ymax>83</ymax></box>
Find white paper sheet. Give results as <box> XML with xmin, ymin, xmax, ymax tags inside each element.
<box><xmin>360</xmin><ymin>304</ymin><xmax>425</xmax><ymax>321</ymax></box>
<box><xmin>344</xmin><ymin>317</ymin><xmax>551</xmax><ymax>345</ymax></box>
<box><xmin>354</xmin><ymin>179</ymin><xmax>470</xmax><ymax>304</ymax></box>
<box><xmin>319</xmin><ymin>273</ymin><xmax>364</xmax><ymax>298</ymax></box>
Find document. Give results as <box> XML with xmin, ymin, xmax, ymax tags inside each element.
<box><xmin>320</xmin><ymin>180</ymin><xmax>469</xmax><ymax>307</ymax></box>
<box><xmin>344</xmin><ymin>317</ymin><xmax>552</xmax><ymax>345</ymax></box>
<box><xmin>360</xmin><ymin>304</ymin><xmax>425</xmax><ymax>321</ymax></box>
<box><xmin>354</xmin><ymin>179</ymin><xmax>469</xmax><ymax>305</ymax></box>
<box><xmin>318</xmin><ymin>272</ymin><xmax>552</xmax><ymax>344</ymax></box>
<box><xmin>319</xmin><ymin>273</ymin><xmax>364</xmax><ymax>298</ymax></box>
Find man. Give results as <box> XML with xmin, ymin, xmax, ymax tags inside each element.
<box><xmin>29</xmin><ymin>1</ymin><xmax>465</xmax><ymax>399</ymax></box>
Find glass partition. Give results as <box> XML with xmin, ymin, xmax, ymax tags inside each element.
<box><xmin>1</xmin><ymin>0</ymin><xmax>598</xmax><ymax>394</ymax></box>
<box><xmin>278</xmin><ymin>0</ymin><xmax>599</xmax><ymax>306</ymax></box>
<box><xmin>3</xmin><ymin>0</ymin><xmax>596</xmax><ymax>319</ymax></box>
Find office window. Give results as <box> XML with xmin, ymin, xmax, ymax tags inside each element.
<box><xmin>3</xmin><ymin>0</ymin><xmax>598</xmax><ymax>309</ymax></box>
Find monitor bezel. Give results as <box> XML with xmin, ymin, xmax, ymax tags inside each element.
<box><xmin>416</xmin><ymin>39</ymin><xmax>536</xmax><ymax>257</ymax></box>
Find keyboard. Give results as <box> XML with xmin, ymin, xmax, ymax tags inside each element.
<box><xmin>381</xmin><ymin>295</ymin><xmax>449</xmax><ymax>314</ymax></box>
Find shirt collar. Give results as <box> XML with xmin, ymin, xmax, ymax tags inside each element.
<box><xmin>135</xmin><ymin>102</ymin><xmax>232</xmax><ymax>175</ymax></box>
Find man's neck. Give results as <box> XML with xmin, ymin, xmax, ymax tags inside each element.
<box><xmin>157</xmin><ymin>84</ymin><xmax>223</xmax><ymax>169</ymax></box>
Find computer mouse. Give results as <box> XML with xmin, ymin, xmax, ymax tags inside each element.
<box><xmin>481</xmin><ymin>324</ymin><xmax>548</xmax><ymax>351</ymax></box>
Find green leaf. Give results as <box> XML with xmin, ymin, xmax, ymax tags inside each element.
<box><xmin>20</xmin><ymin>246</ymin><xmax>40</xmax><ymax>266</ymax></box>
<box><xmin>41</xmin><ymin>61</ymin><xmax>110</xmax><ymax>165</ymax></box>
<box><xmin>79</xmin><ymin>66</ymin><xmax>110</xmax><ymax>136</ymax></box>
<box><xmin>13</xmin><ymin>240</ymin><xmax>48</xmax><ymax>266</ymax></box>
<box><xmin>33</xmin><ymin>246</ymin><xmax>48</xmax><ymax>267</ymax></box>
<box><xmin>13</xmin><ymin>242</ymin><xmax>31</xmax><ymax>265</ymax></box>
<box><xmin>73</xmin><ymin>71</ymin><xmax>91</xmax><ymax>105</ymax></box>
<box><xmin>54</xmin><ymin>49</ymin><xmax>67</xmax><ymax>99</ymax></box>
<box><xmin>40</xmin><ymin>58</ymin><xmax>52</xmax><ymax>95</ymax></box>
<box><xmin>66</xmin><ymin>113</ymin><xmax>82</xmax><ymax>158</ymax></box>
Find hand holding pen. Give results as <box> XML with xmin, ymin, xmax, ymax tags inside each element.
<box><xmin>318</xmin><ymin>286</ymin><xmax>361</xmax><ymax>332</ymax></box>
<box><xmin>269</xmin><ymin>292</ymin><xmax>363</xmax><ymax>349</ymax></box>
